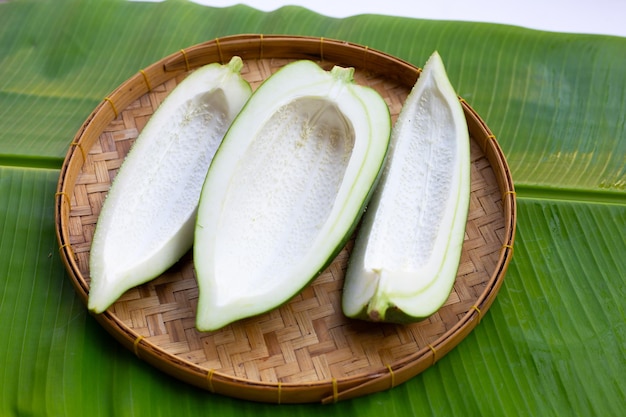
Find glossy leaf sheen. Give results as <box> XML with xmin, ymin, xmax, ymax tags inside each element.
<box><xmin>0</xmin><ymin>0</ymin><xmax>624</xmax><ymax>415</ymax></box>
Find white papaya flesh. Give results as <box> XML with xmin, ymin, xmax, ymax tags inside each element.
<box><xmin>88</xmin><ymin>57</ymin><xmax>252</xmax><ymax>314</ymax></box>
<box><xmin>193</xmin><ymin>60</ymin><xmax>391</xmax><ymax>331</ymax></box>
<box><xmin>342</xmin><ymin>51</ymin><xmax>471</xmax><ymax>323</ymax></box>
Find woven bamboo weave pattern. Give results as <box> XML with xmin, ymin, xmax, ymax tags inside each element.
<box><xmin>65</xmin><ymin>57</ymin><xmax>505</xmax><ymax>384</ymax></box>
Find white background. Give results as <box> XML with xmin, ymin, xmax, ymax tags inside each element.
<box><xmin>162</xmin><ymin>0</ymin><xmax>626</xmax><ymax>38</ymax></box>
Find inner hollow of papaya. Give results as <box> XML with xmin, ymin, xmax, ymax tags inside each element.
<box><xmin>101</xmin><ymin>89</ymin><xmax>230</xmax><ymax>269</ymax></box>
<box><xmin>215</xmin><ymin>97</ymin><xmax>355</xmax><ymax>300</ymax></box>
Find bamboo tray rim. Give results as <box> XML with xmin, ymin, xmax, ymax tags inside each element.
<box><xmin>54</xmin><ymin>34</ymin><xmax>517</xmax><ymax>404</ymax></box>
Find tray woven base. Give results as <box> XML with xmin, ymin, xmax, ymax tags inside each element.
<box><xmin>55</xmin><ymin>35</ymin><xmax>516</xmax><ymax>404</ymax></box>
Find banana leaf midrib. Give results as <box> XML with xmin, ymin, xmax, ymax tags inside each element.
<box><xmin>0</xmin><ymin>155</ymin><xmax>64</xmax><ymax>170</ymax></box>
<box><xmin>514</xmin><ymin>184</ymin><xmax>626</xmax><ymax>206</ymax></box>
<box><xmin>3</xmin><ymin>161</ymin><xmax>625</xmax><ymax>207</ymax></box>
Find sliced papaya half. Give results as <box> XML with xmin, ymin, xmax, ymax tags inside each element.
<box><xmin>342</xmin><ymin>51</ymin><xmax>471</xmax><ymax>323</ymax></box>
<box><xmin>88</xmin><ymin>57</ymin><xmax>252</xmax><ymax>314</ymax></box>
<box><xmin>193</xmin><ymin>60</ymin><xmax>391</xmax><ymax>331</ymax></box>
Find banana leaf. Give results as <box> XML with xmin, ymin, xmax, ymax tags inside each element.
<box><xmin>1</xmin><ymin>0</ymin><xmax>624</xmax><ymax>415</ymax></box>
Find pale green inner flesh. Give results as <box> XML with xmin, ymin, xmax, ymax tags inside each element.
<box><xmin>365</xmin><ymin>87</ymin><xmax>457</xmax><ymax>287</ymax></box>
<box><xmin>215</xmin><ymin>97</ymin><xmax>355</xmax><ymax>302</ymax></box>
<box><xmin>101</xmin><ymin>90</ymin><xmax>229</xmax><ymax>270</ymax></box>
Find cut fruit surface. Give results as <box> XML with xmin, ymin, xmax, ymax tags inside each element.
<box><xmin>342</xmin><ymin>51</ymin><xmax>471</xmax><ymax>323</ymax></box>
<box><xmin>194</xmin><ymin>60</ymin><xmax>391</xmax><ymax>331</ymax></box>
<box><xmin>88</xmin><ymin>57</ymin><xmax>252</xmax><ymax>314</ymax></box>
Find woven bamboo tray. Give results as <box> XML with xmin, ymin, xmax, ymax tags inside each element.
<box><xmin>55</xmin><ymin>34</ymin><xmax>516</xmax><ymax>404</ymax></box>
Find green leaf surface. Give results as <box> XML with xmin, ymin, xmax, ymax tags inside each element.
<box><xmin>1</xmin><ymin>0</ymin><xmax>624</xmax><ymax>415</ymax></box>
